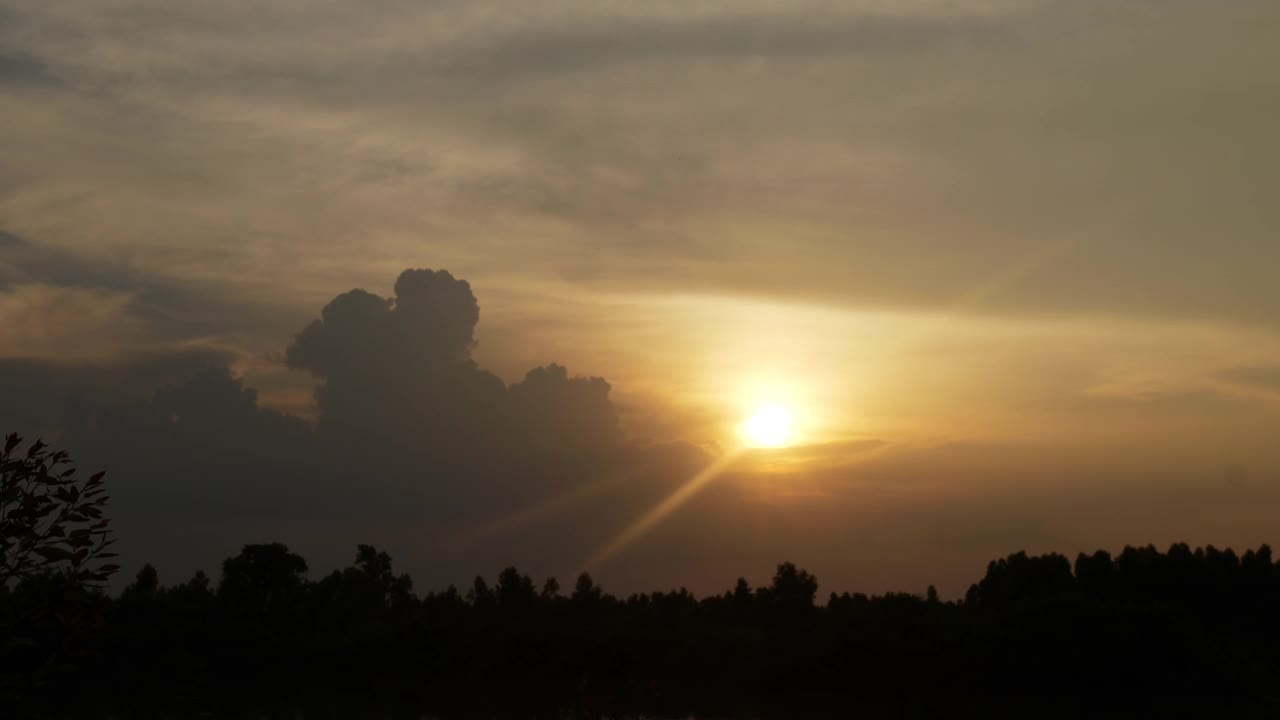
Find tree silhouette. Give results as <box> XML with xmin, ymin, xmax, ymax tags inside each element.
<box><xmin>7</xmin><ymin>540</ymin><xmax>1280</xmax><ymax>716</ymax></box>
<box><xmin>572</xmin><ymin>572</ymin><xmax>603</xmax><ymax>604</ymax></box>
<box><xmin>541</xmin><ymin>576</ymin><xmax>561</xmax><ymax>599</ymax></box>
<box><xmin>765</xmin><ymin>561</ymin><xmax>819</xmax><ymax>611</ymax></box>
<box><xmin>467</xmin><ymin>575</ymin><xmax>495</xmax><ymax>608</ymax></box>
<box><xmin>121</xmin><ymin>563</ymin><xmax>160</xmax><ymax>603</ymax></box>
<box><xmin>216</xmin><ymin>543</ymin><xmax>308</xmax><ymax>626</ymax></box>
<box><xmin>495</xmin><ymin>566</ymin><xmax>538</xmax><ymax>609</ymax></box>
<box><xmin>0</xmin><ymin>433</ymin><xmax>117</xmax><ymax>587</ymax></box>
<box><xmin>322</xmin><ymin>544</ymin><xmax>414</xmax><ymax>612</ymax></box>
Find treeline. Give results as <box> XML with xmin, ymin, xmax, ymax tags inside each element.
<box><xmin>5</xmin><ymin>542</ymin><xmax>1280</xmax><ymax>717</ymax></box>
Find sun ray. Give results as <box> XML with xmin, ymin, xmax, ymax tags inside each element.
<box><xmin>447</xmin><ymin>465</ymin><xmax>645</xmax><ymax>550</ymax></box>
<box><xmin>584</xmin><ymin>448</ymin><xmax>744</xmax><ymax>570</ymax></box>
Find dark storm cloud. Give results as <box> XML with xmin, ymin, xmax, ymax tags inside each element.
<box><xmin>509</xmin><ymin>364</ymin><xmax>623</xmax><ymax>454</ymax></box>
<box><xmin>288</xmin><ymin>269</ymin><xmax>482</xmax><ymax>376</ymax></box>
<box><xmin>0</xmin><ymin>346</ymin><xmax>238</xmax><ymax>437</ymax></box>
<box><xmin>3</xmin><ymin>267</ymin><xmax>695</xmax><ymax>590</ymax></box>
<box><xmin>48</xmin><ymin>363</ymin><xmax>331</xmax><ymax>586</ymax></box>
<box><xmin>284</xmin><ymin>268</ymin><xmax>622</xmax><ymax>460</ymax></box>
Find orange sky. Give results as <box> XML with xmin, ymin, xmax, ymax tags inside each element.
<box><xmin>2</xmin><ymin>0</ymin><xmax>1279</xmax><ymax>595</ymax></box>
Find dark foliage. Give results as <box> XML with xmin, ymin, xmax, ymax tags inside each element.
<box><xmin>0</xmin><ymin>435</ymin><xmax>118</xmax><ymax>706</ymax></box>
<box><xmin>0</xmin><ymin>433</ymin><xmax>117</xmax><ymax>586</ymax></box>
<box><xmin>5</xmin><ymin>542</ymin><xmax>1280</xmax><ymax>717</ymax></box>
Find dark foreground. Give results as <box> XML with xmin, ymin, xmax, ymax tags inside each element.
<box><xmin>5</xmin><ymin>543</ymin><xmax>1280</xmax><ymax>718</ymax></box>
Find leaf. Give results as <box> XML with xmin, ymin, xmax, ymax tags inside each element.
<box><xmin>34</xmin><ymin>546</ymin><xmax>75</xmax><ymax>561</ymax></box>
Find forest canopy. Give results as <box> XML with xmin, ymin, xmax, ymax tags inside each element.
<box><xmin>4</xmin><ymin>540</ymin><xmax>1279</xmax><ymax>716</ymax></box>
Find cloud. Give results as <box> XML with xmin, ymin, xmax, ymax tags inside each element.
<box><xmin>509</xmin><ymin>363</ymin><xmax>623</xmax><ymax>454</ymax></box>
<box><xmin>0</xmin><ymin>346</ymin><xmax>238</xmax><ymax>438</ymax></box>
<box><xmin>3</xmin><ymin>0</ymin><xmax>1278</xmax><ymax>329</ymax></box>
<box><xmin>1217</xmin><ymin>365</ymin><xmax>1280</xmax><ymax>393</ymax></box>
<box><xmin>284</xmin><ymin>270</ymin><xmax>508</xmax><ymax>463</ymax></box>
<box><xmin>0</xmin><ymin>267</ymin><xmax>688</xmax><ymax>591</ymax></box>
<box><xmin>5</xmin><ymin>15</ymin><xmax>1278</xmax><ymax>425</ymax></box>
<box><xmin>285</xmin><ymin>268</ymin><xmax>624</xmax><ymax>462</ymax></box>
<box><xmin>0</xmin><ymin>228</ymin><xmax>24</xmax><ymax>247</ymax></box>
<box><xmin>0</xmin><ymin>282</ymin><xmax>141</xmax><ymax>357</ymax></box>
<box><xmin>287</xmin><ymin>269</ymin><xmax>481</xmax><ymax>377</ymax></box>
<box><xmin>430</xmin><ymin>12</ymin><xmax>1011</xmax><ymax>82</ymax></box>
<box><xmin>2</xmin><ymin>265</ymin><xmax>1279</xmax><ymax>599</ymax></box>
<box><xmin>0</xmin><ymin>227</ymin><xmax>301</xmax><ymax>353</ymax></box>
<box><xmin>0</xmin><ymin>51</ymin><xmax>58</xmax><ymax>89</ymax></box>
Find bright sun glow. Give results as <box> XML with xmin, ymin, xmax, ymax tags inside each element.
<box><xmin>741</xmin><ymin>404</ymin><xmax>794</xmax><ymax>448</ymax></box>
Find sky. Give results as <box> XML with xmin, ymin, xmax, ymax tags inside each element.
<box><xmin>2</xmin><ymin>0</ymin><xmax>1279</xmax><ymax>597</ymax></box>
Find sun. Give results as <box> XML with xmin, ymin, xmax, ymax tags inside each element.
<box><xmin>741</xmin><ymin>404</ymin><xmax>794</xmax><ymax>448</ymax></box>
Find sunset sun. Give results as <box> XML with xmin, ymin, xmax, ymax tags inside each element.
<box><xmin>741</xmin><ymin>404</ymin><xmax>794</xmax><ymax>448</ymax></box>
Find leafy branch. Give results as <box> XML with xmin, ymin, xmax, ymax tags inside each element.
<box><xmin>0</xmin><ymin>433</ymin><xmax>118</xmax><ymax>587</ymax></box>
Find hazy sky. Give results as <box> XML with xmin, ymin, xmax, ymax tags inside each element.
<box><xmin>3</xmin><ymin>0</ymin><xmax>1279</xmax><ymax>596</ymax></box>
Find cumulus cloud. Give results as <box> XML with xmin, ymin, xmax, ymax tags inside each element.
<box><xmin>284</xmin><ymin>271</ymin><xmax>508</xmax><ymax>464</ymax></box>
<box><xmin>288</xmin><ymin>269</ymin><xmax>481</xmax><ymax>376</ymax></box>
<box><xmin>0</xmin><ymin>267</ymin><xmax>699</xmax><ymax>591</ymax></box>
<box><xmin>285</xmin><ymin>268</ymin><xmax>623</xmax><ymax>462</ymax></box>
<box><xmin>509</xmin><ymin>364</ymin><xmax>623</xmax><ymax>454</ymax></box>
